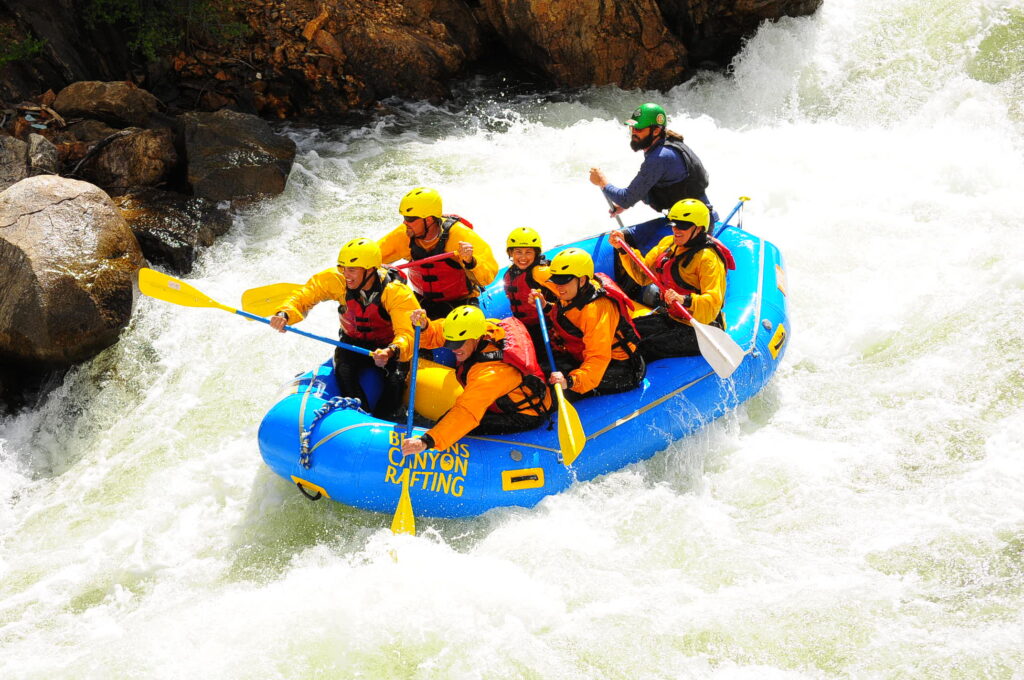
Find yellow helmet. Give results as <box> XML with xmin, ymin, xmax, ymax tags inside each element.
<box><xmin>506</xmin><ymin>227</ymin><xmax>542</xmax><ymax>250</ymax></box>
<box><xmin>337</xmin><ymin>237</ymin><xmax>382</xmax><ymax>268</ymax></box>
<box><xmin>443</xmin><ymin>305</ymin><xmax>487</xmax><ymax>346</ymax></box>
<box><xmin>667</xmin><ymin>198</ymin><xmax>710</xmax><ymax>231</ymax></box>
<box><xmin>548</xmin><ymin>247</ymin><xmax>594</xmax><ymax>282</ymax></box>
<box><xmin>398</xmin><ymin>187</ymin><xmax>442</xmax><ymax>219</ymax></box>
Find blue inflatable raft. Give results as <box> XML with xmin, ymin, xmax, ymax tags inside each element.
<box><xmin>257</xmin><ymin>217</ymin><xmax>790</xmax><ymax>518</ymax></box>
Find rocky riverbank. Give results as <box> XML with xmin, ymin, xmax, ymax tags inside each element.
<box><xmin>1</xmin><ymin>82</ymin><xmax>297</xmax><ymax>410</ymax></box>
<box><xmin>0</xmin><ymin>0</ymin><xmax>822</xmax><ymax>411</ymax></box>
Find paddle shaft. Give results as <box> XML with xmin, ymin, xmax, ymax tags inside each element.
<box><xmin>534</xmin><ymin>297</ymin><xmax>560</xmax><ymax>375</ymax></box>
<box><xmin>395</xmin><ymin>252</ymin><xmax>455</xmax><ymax>270</ymax></box>
<box><xmin>712</xmin><ymin>197</ymin><xmax>748</xmax><ymax>238</ymax></box>
<box><xmin>605</xmin><ymin>195</ymin><xmax>695</xmax><ymax>323</ymax></box>
<box><xmin>245</xmin><ymin>309</ymin><xmax>372</xmax><ymax>356</ymax></box>
<box><xmin>406</xmin><ymin>324</ymin><xmax>421</xmax><ymax>435</ymax></box>
<box><xmin>534</xmin><ymin>297</ymin><xmax>584</xmax><ymax>464</ymax></box>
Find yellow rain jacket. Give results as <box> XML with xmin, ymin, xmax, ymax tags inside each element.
<box><xmin>276</xmin><ymin>267</ymin><xmax>419</xmax><ymax>362</ymax></box>
<box><xmin>377</xmin><ymin>220</ymin><xmax>499</xmax><ymax>295</ymax></box>
<box><xmin>618</xmin><ymin>236</ymin><xmax>726</xmax><ymax>326</ymax></box>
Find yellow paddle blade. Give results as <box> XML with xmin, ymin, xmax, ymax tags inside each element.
<box><xmin>390</xmin><ymin>474</ymin><xmax>416</xmax><ymax>536</ymax></box>
<box><xmin>554</xmin><ymin>384</ymin><xmax>586</xmax><ymax>466</ymax></box>
<box><xmin>241</xmin><ymin>282</ymin><xmax>303</xmax><ymax>316</ymax></box>
<box><xmin>138</xmin><ymin>267</ymin><xmax>234</xmax><ymax>312</ymax></box>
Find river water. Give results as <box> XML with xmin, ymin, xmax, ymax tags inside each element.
<box><xmin>3</xmin><ymin>0</ymin><xmax>1024</xmax><ymax>677</ymax></box>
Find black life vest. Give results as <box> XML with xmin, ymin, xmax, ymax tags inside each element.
<box><xmin>405</xmin><ymin>215</ymin><xmax>477</xmax><ymax>303</ymax></box>
<box><xmin>549</xmin><ymin>273</ymin><xmax>641</xmax><ymax>361</ymax></box>
<box><xmin>455</xmin><ymin>317</ymin><xmax>550</xmax><ymax>416</ymax></box>
<box><xmin>647</xmin><ymin>138</ymin><xmax>710</xmax><ymax>212</ymax></box>
<box><xmin>502</xmin><ymin>257</ymin><xmax>549</xmax><ymax>326</ymax></box>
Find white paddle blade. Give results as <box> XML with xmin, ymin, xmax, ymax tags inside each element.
<box><xmin>693</xmin><ymin>322</ymin><xmax>746</xmax><ymax>379</ymax></box>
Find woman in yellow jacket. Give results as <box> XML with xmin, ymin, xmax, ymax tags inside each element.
<box><xmin>529</xmin><ymin>248</ymin><xmax>645</xmax><ymax>402</ymax></box>
<box><xmin>378</xmin><ymin>187</ymin><xmax>499</xmax><ymax>318</ymax></box>
<box><xmin>609</xmin><ymin>198</ymin><xmax>730</xmax><ymax>362</ymax></box>
<box><xmin>400</xmin><ymin>306</ymin><xmax>551</xmax><ymax>457</ymax></box>
<box><xmin>270</xmin><ymin>237</ymin><xmax>419</xmax><ymax>420</ymax></box>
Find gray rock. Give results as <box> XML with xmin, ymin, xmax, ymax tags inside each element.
<box><xmin>114</xmin><ymin>188</ymin><xmax>232</xmax><ymax>274</ymax></box>
<box><xmin>0</xmin><ymin>176</ymin><xmax>144</xmax><ymax>367</ymax></box>
<box><xmin>27</xmin><ymin>134</ymin><xmax>59</xmax><ymax>176</ymax></box>
<box><xmin>0</xmin><ymin>136</ymin><xmax>28</xmax><ymax>191</ymax></box>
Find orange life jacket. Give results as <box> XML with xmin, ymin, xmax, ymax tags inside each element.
<box><xmin>455</xmin><ymin>317</ymin><xmax>549</xmax><ymax>415</ymax></box>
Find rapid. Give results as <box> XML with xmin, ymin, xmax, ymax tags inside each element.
<box><xmin>2</xmin><ymin>0</ymin><xmax>1023</xmax><ymax>676</ymax></box>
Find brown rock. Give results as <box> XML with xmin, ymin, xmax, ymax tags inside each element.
<box><xmin>0</xmin><ymin>176</ymin><xmax>144</xmax><ymax>367</ymax></box>
<box><xmin>303</xmin><ymin>6</ymin><xmax>330</xmax><ymax>41</ymax></box>
<box><xmin>88</xmin><ymin>127</ymin><xmax>178</xmax><ymax>194</ymax></box>
<box><xmin>481</xmin><ymin>0</ymin><xmax>688</xmax><ymax>89</ymax></box>
<box><xmin>52</xmin><ymin>81</ymin><xmax>161</xmax><ymax>128</ymax></box>
<box><xmin>180</xmin><ymin>109</ymin><xmax>296</xmax><ymax>202</ymax></box>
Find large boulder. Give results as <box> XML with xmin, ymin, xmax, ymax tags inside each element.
<box><xmin>180</xmin><ymin>109</ymin><xmax>296</xmax><ymax>202</ymax></box>
<box><xmin>481</xmin><ymin>0</ymin><xmax>688</xmax><ymax>89</ymax></box>
<box><xmin>114</xmin><ymin>188</ymin><xmax>232</xmax><ymax>274</ymax></box>
<box><xmin>52</xmin><ymin>81</ymin><xmax>162</xmax><ymax>128</ymax></box>
<box><xmin>0</xmin><ymin>176</ymin><xmax>144</xmax><ymax>367</ymax></box>
<box><xmin>88</xmin><ymin>127</ymin><xmax>178</xmax><ymax>194</ymax></box>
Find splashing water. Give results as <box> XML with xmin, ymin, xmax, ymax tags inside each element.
<box><xmin>2</xmin><ymin>0</ymin><xmax>1024</xmax><ymax>677</ymax></box>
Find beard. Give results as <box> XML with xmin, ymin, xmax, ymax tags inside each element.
<box><xmin>630</xmin><ymin>134</ymin><xmax>657</xmax><ymax>152</ymax></box>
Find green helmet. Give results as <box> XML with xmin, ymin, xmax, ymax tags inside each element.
<box><xmin>625</xmin><ymin>103</ymin><xmax>666</xmax><ymax>130</ymax></box>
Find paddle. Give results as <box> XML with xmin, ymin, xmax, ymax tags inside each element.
<box><xmin>138</xmin><ymin>268</ymin><xmax>372</xmax><ymax>356</ymax></box>
<box><xmin>395</xmin><ymin>252</ymin><xmax>455</xmax><ymax>269</ymax></box>
<box><xmin>390</xmin><ymin>323</ymin><xmax>420</xmax><ymax>536</ymax></box>
<box><xmin>712</xmin><ymin>196</ymin><xmax>751</xmax><ymax>238</ymax></box>
<box><xmin>607</xmin><ymin>227</ymin><xmax>745</xmax><ymax>380</ymax></box>
<box><xmin>534</xmin><ymin>297</ymin><xmax>586</xmax><ymax>466</ymax></box>
<box><xmin>240</xmin><ymin>253</ymin><xmax>456</xmax><ymax>317</ymax></box>
<box><xmin>241</xmin><ymin>282</ymin><xmax>304</xmax><ymax>317</ymax></box>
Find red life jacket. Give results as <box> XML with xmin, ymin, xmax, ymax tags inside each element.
<box><xmin>549</xmin><ymin>273</ymin><xmax>641</xmax><ymax>362</ymax></box>
<box><xmin>455</xmin><ymin>317</ymin><xmax>550</xmax><ymax>415</ymax></box>
<box><xmin>405</xmin><ymin>214</ymin><xmax>477</xmax><ymax>303</ymax></box>
<box><xmin>651</xmin><ymin>234</ymin><xmax>734</xmax><ymax>322</ymax></box>
<box><xmin>502</xmin><ymin>258</ymin><xmax>548</xmax><ymax>326</ymax></box>
<box><xmin>337</xmin><ymin>268</ymin><xmax>403</xmax><ymax>347</ymax></box>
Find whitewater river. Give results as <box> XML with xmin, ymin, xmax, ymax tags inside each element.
<box><xmin>3</xmin><ymin>0</ymin><xmax>1023</xmax><ymax>677</ymax></box>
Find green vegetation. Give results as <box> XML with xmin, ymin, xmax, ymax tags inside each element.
<box><xmin>84</xmin><ymin>0</ymin><xmax>251</xmax><ymax>61</ymax></box>
<box><xmin>0</xmin><ymin>24</ymin><xmax>45</xmax><ymax>68</ymax></box>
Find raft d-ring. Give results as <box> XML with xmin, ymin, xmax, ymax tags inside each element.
<box><xmin>291</xmin><ymin>476</ymin><xmax>329</xmax><ymax>501</ymax></box>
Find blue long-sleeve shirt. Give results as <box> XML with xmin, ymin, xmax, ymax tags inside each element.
<box><xmin>602</xmin><ymin>139</ymin><xmax>713</xmax><ymax>214</ymax></box>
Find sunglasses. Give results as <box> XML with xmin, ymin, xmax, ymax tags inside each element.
<box><xmin>403</xmin><ymin>215</ymin><xmax>422</xmax><ymax>223</ymax></box>
<box><xmin>670</xmin><ymin>221</ymin><xmax>696</xmax><ymax>231</ymax></box>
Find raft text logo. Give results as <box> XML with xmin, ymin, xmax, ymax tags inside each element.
<box><xmin>385</xmin><ymin>430</ymin><xmax>470</xmax><ymax>496</ymax></box>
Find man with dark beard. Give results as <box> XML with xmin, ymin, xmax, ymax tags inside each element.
<box><xmin>588</xmin><ymin>103</ymin><xmax>717</xmax><ymax>301</ymax></box>
<box><xmin>588</xmin><ymin>103</ymin><xmax>715</xmax><ymax>220</ymax></box>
